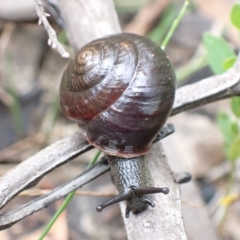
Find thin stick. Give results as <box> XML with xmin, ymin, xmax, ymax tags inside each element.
<box><xmin>19</xmin><ymin>189</ymin><xmax>115</xmax><ymax>197</ymax></box>
<box><xmin>161</xmin><ymin>0</ymin><xmax>189</xmax><ymax>50</ymax></box>
<box><xmin>38</xmin><ymin>150</ymin><xmax>102</xmax><ymax>240</ymax></box>
<box><xmin>0</xmin><ymin>160</ymin><xmax>110</xmax><ymax>231</ymax></box>
<box><xmin>33</xmin><ymin>0</ymin><xmax>70</xmax><ymax>58</ymax></box>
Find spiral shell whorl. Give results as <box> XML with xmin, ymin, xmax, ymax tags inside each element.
<box><xmin>60</xmin><ymin>33</ymin><xmax>176</xmax><ymax>158</ymax></box>
<box><xmin>61</xmin><ymin>35</ymin><xmax>138</xmax><ymax>123</ymax></box>
<box><xmin>66</xmin><ymin>41</ymin><xmax>115</xmax><ymax>92</ymax></box>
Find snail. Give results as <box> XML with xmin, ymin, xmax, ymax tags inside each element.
<box><xmin>60</xmin><ymin>33</ymin><xmax>176</xmax><ymax>218</ymax></box>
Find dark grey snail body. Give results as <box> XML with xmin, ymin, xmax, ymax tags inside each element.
<box><xmin>60</xmin><ymin>33</ymin><xmax>176</xmax><ymax>217</ymax></box>
<box><xmin>103</xmin><ymin>155</ymin><xmax>169</xmax><ymax>217</ymax></box>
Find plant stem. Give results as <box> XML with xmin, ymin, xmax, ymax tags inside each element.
<box><xmin>161</xmin><ymin>0</ymin><xmax>189</xmax><ymax>50</ymax></box>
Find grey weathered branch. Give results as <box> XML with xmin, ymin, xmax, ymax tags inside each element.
<box><xmin>0</xmin><ymin>0</ymin><xmax>37</xmax><ymax>21</ymax></box>
<box><xmin>172</xmin><ymin>54</ymin><xmax>240</xmax><ymax>115</ymax></box>
<box><xmin>121</xmin><ymin>144</ymin><xmax>186</xmax><ymax>239</ymax></box>
<box><xmin>0</xmin><ymin>159</ymin><xmax>109</xmax><ymax>230</ymax></box>
<box><xmin>0</xmin><ymin>132</ymin><xmax>91</xmax><ymax>210</ymax></box>
<box><xmin>0</xmin><ymin>0</ymin><xmax>240</xmax><ymax>238</ymax></box>
<box><xmin>58</xmin><ymin>0</ymin><xmax>121</xmax><ymax>51</ymax></box>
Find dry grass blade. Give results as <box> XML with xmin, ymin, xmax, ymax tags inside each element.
<box><xmin>19</xmin><ymin>189</ymin><xmax>115</xmax><ymax>197</ymax></box>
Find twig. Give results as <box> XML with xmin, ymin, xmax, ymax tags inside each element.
<box><xmin>0</xmin><ymin>159</ymin><xmax>109</xmax><ymax>230</ymax></box>
<box><xmin>172</xmin><ymin>52</ymin><xmax>240</xmax><ymax>115</ymax></box>
<box><xmin>33</xmin><ymin>0</ymin><xmax>70</xmax><ymax>58</ymax></box>
<box><xmin>19</xmin><ymin>189</ymin><xmax>115</xmax><ymax>197</ymax></box>
<box><xmin>0</xmin><ymin>132</ymin><xmax>92</xmax><ymax>210</ymax></box>
<box><xmin>121</xmin><ymin>144</ymin><xmax>186</xmax><ymax>239</ymax></box>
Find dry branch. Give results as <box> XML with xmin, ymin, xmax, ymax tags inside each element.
<box><xmin>0</xmin><ymin>159</ymin><xmax>109</xmax><ymax>230</ymax></box>
<box><xmin>0</xmin><ymin>0</ymin><xmax>37</xmax><ymax>21</ymax></box>
<box><xmin>121</xmin><ymin>144</ymin><xmax>186</xmax><ymax>239</ymax></box>
<box><xmin>172</xmin><ymin>53</ymin><xmax>240</xmax><ymax>115</ymax></box>
<box><xmin>19</xmin><ymin>188</ymin><xmax>115</xmax><ymax>197</ymax></box>
<box><xmin>0</xmin><ymin>132</ymin><xmax>91</xmax><ymax>210</ymax></box>
<box><xmin>58</xmin><ymin>0</ymin><xmax>121</xmax><ymax>51</ymax></box>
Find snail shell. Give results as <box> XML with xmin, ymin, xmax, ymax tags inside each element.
<box><xmin>60</xmin><ymin>33</ymin><xmax>176</xmax><ymax>158</ymax></box>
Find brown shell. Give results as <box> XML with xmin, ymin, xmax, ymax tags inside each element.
<box><xmin>60</xmin><ymin>33</ymin><xmax>176</xmax><ymax>158</ymax></box>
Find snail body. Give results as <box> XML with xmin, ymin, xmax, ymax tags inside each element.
<box><xmin>60</xmin><ymin>33</ymin><xmax>176</xmax><ymax>217</ymax></box>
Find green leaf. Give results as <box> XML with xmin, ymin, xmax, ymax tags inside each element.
<box><xmin>217</xmin><ymin>112</ymin><xmax>236</xmax><ymax>144</ymax></box>
<box><xmin>229</xmin><ymin>136</ymin><xmax>240</xmax><ymax>161</ymax></box>
<box><xmin>231</xmin><ymin>97</ymin><xmax>240</xmax><ymax>117</ymax></box>
<box><xmin>231</xmin><ymin>3</ymin><xmax>240</xmax><ymax>30</ymax></box>
<box><xmin>223</xmin><ymin>56</ymin><xmax>237</xmax><ymax>70</ymax></box>
<box><xmin>231</xmin><ymin>122</ymin><xmax>239</xmax><ymax>135</ymax></box>
<box><xmin>203</xmin><ymin>33</ymin><xmax>236</xmax><ymax>74</ymax></box>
